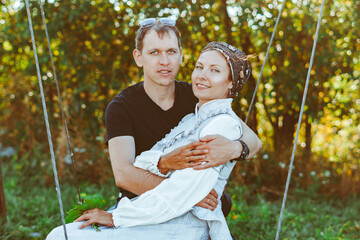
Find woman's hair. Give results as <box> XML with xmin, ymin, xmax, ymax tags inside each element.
<box><xmin>201</xmin><ymin>42</ymin><xmax>251</xmax><ymax>97</ymax></box>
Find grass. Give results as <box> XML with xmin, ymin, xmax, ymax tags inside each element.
<box><xmin>1</xmin><ymin>170</ymin><xmax>359</xmax><ymax>239</ymax></box>
<box><xmin>227</xmin><ymin>186</ymin><xmax>360</xmax><ymax>239</ymax></box>
<box><xmin>0</xmin><ymin>167</ymin><xmax>117</xmax><ymax>240</ymax></box>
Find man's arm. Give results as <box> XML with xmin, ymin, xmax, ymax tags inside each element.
<box><xmin>108</xmin><ymin>136</ymin><xmax>165</xmax><ymax>195</ymax></box>
<box><xmin>238</xmin><ymin>118</ymin><xmax>262</xmax><ymax>159</ymax></box>
<box><xmin>194</xmin><ymin>118</ymin><xmax>261</xmax><ymax>169</ymax></box>
<box><xmin>158</xmin><ymin>118</ymin><xmax>262</xmax><ymax>171</ymax></box>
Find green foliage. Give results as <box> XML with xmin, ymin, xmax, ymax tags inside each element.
<box><xmin>65</xmin><ymin>193</ymin><xmax>106</xmax><ymax>224</ymax></box>
<box><xmin>0</xmin><ymin>162</ymin><xmax>116</xmax><ymax>239</ymax></box>
<box><xmin>226</xmin><ymin>186</ymin><xmax>360</xmax><ymax>239</ymax></box>
<box><xmin>0</xmin><ymin>0</ymin><xmax>358</xmax><ymax>203</ymax></box>
<box><xmin>1</xmin><ymin>175</ymin><xmax>359</xmax><ymax>239</ymax></box>
<box><xmin>0</xmin><ymin>2</ymin><xmax>359</xmax><ymax>239</ymax></box>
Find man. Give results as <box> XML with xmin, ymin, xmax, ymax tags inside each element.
<box><xmin>105</xmin><ymin>18</ymin><xmax>261</xmax><ymax>217</ymax></box>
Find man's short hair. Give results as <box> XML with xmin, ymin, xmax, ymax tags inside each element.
<box><xmin>135</xmin><ymin>22</ymin><xmax>181</xmax><ymax>52</ymax></box>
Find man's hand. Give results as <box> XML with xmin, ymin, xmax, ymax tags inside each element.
<box><xmin>158</xmin><ymin>141</ymin><xmax>209</xmax><ymax>174</ymax></box>
<box><xmin>195</xmin><ymin>189</ymin><xmax>218</xmax><ymax>211</ymax></box>
<box><xmin>75</xmin><ymin>208</ymin><xmax>114</xmax><ymax>229</ymax></box>
<box><xmin>192</xmin><ymin>135</ymin><xmax>241</xmax><ymax>170</ymax></box>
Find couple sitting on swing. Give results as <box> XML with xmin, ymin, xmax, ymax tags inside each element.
<box><xmin>47</xmin><ymin>18</ymin><xmax>261</xmax><ymax>240</ymax></box>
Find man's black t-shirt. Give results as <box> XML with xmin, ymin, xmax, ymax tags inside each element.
<box><xmin>105</xmin><ymin>80</ymin><xmax>232</xmax><ymax>217</ymax></box>
<box><xmin>105</xmin><ymin>81</ymin><xmax>197</xmax><ymax>156</ymax></box>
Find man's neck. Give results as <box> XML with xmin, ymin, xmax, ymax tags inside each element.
<box><xmin>143</xmin><ymin>80</ymin><xmax>176</xmax><ymax>111</ymax></box>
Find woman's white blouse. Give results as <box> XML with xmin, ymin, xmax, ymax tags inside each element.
<box><xmin>112</xmin><ymin>99</ymin><xmax>242</xmax><ymax>233</ymax></box>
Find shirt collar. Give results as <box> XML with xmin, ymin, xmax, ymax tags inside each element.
<box><xmin>195</xmin><ymin>98</ymin><xmax>233</xmax><ymax>119</ymax></box>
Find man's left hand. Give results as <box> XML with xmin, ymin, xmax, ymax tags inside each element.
<box><xmin>195</xmin><ymin>189</ymin><xmax>218</xmax><ymax>210</ymax></box>
<box><xmin>192</xmin><ymin>135</ymin><xmax>241</xmax><ymax>170</ymax></box>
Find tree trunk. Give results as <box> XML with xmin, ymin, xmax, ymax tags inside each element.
<box><xmin>304</xmin><ymin>114</ymin><xmax>312</xmax><ymax>187</ymax></box>
<box><xmin>238</xmin><ymin>22</ymin><xmax>259</xmax><ymax>133</ymax></box>
<box><xmin>220</xmin><ymin>0</ymin><xmax>235</xmax><ymax>46</ymax></box>
<box><xmin>274</xmin><ymin>113</ymin><xmax>297</xmax><ymax>161</ymax></box>
<box><xmin>304</xmin><ymin>116</ymin><xmax>312</xmax><ymax>161</ymax></box>
<box><xmin>0</xmin><ymin>159</ymin><xmax>6</xmax><ymax>221</ymax></box>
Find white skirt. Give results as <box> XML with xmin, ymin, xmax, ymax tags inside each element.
<box><xmin>46</xmin><ymin>211</ymin><xmax>209</xmax><ymax>240</ymax></box>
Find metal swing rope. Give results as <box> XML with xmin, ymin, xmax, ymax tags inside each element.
<box><xmin>245</xmin><ymin>0</ymin><xmax>287</xmax><ymax>124</ymax></box>
<box><xmin>25</xmin><ymin>0</ymin><xmax>68</xmax><ymax>239</ymax></box>
<box><xmin>275</xmin><ymin>0</ymin><xmax>325</xmax><ymax>239</ymax></box>
<box><xmin>240</xmin><ymin>0</ymin><xmax>326</xmax><ymax>238</ymax></box>
<box><xmin>38</xmin><ymin>0</ymin><xmax>82</xmax><ymax>204</ymax></box>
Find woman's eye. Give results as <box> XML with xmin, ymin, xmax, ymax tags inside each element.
<box><xmin>211</xmin><ymin>69</ymin><xmax>220</xmax><ymax>73</ymax></box>
<box><xmin>195</xmin><ymin>65</ymin><xmax>203</xmax><ymax>70</ymax></box>
<box><xmin>168</xmin><ymin>50</ymin><xmax>176</xmax><ymax>54</ymax></box>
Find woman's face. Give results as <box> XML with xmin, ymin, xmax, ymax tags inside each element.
<box><xmin>192</xmin><ymin>50</ymin><xmax>232</xmax><ymax>107</ymax></box>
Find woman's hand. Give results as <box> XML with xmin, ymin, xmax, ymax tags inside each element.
<box><xmin>75</xmin><ymin>208</ymin><xmax>114</xmax><ymax>229</ymax></box>
<box><xmin>195</xmin><ymin>189</ymin><xmax>218</xmax><ymax>211</ymax></box>
<box><xmin>158</xmin><ymin>141</ymin><xmax>209</xmax><ymax>174</ymax></box>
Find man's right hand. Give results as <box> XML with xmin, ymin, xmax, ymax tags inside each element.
<box><xmin>158</xmin><ymin>141</ymin><xmax>209</xmax><ymax>174</ymax></box>
<box><xmin>195</xmin><ymin>189</ymin><xmax>218</xmax><ymax>211</ymax></box>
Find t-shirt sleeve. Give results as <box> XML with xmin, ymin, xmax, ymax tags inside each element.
<box><xmin>105</xmin><ymin>99</ymin><xmax>134</xmax><ymax>145</ymax></box>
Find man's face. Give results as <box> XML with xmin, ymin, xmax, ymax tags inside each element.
<box><xmin>133</xmin><ymin>29</ymin><xmax>182</xmax><ymax>87</ymax></box>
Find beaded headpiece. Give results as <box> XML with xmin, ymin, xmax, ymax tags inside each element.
<box><xmin>201</xmin><ymin>41</ymin><xmax>251</xmax><ymax>97</ymax></box>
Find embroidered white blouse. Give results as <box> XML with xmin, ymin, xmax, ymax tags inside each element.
<box><xmin>111</xmin><ymin>99</ymin><xmax>242</xmax><ymax>239</ymax></box>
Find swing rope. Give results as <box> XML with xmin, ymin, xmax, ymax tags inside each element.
<box><xmin>245</xmin><ymin>0</ymin><xmax>287</xmax><ymax>124</ymax></box>
<box><xmin>275</xmin><ymin>0</ymin><xmax>325</xmax><ymax>239</ymax></box>
<box><xmin>25</xmin><ymin>0</ymin><xmax>68</xmax><ymax>239</ymax></box>
<box><xmin>38</xmin><ymin>0</ymin><xmax>82</xmax><ymax>203</ymax></box>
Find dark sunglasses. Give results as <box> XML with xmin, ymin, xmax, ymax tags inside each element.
<box><xmin>139</xmin><ymin>18</ymin><xmax>176</xmax><ymax>28</ymax></box>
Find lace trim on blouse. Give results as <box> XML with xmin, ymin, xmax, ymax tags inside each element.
<box><xmin>155</xmin><ymin>99</ymin><xmax>234</xmax><ymax>151</ymax></box>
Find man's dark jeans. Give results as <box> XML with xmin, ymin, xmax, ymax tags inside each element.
<box><xmin>221</xmin><ymin>192</ymin><xmax>232</xmax><ymax>217</ymax></box>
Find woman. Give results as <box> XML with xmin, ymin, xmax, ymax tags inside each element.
<box><xmin>47</xmin><ymin>41</ymin><xmax>251</xmax><ymax>240</ymax></box>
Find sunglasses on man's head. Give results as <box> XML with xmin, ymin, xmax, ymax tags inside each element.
<box><xmin>139</xmin><ymin>18</ymin><xmax>176</xmax><ymax>28</ymax></box>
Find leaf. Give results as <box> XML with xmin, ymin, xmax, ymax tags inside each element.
<box><xmin>65</xmin><ymin>209</ymin><xmax>83</xmax><ymax>223</ymax></box>
<box><xmin>65</xmin><ymin>193</ymin><xmax>107</xmax><ymax>225</ymax></box>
